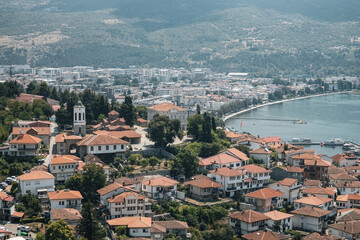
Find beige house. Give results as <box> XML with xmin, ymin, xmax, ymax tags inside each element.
<box><xmin>184</xmin><ymin>177</ymin><xmax>222</xmax><ymax>202</ymax></box>
<box><xmin>147</xmin><ymin>102</ymin><xmax>188</xmax><ymax>130</ymax></box>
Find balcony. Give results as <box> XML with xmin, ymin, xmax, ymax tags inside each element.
<box><xmin>66</xmin><ymin>204</ymin><xmax>81</xmax><ymax>209</ymax></box>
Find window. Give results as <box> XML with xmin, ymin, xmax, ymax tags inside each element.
<box><xmin>78</xmin><ymin>113</ymin><xmax>81</xmax><ymax>121</ymax></box>
<box><xmin>121</xmin><ymin>145</ymin><xmax>124</xmax><ymax>150</ymax></box>
<box><xmin>25</xmin><ymin>182</ymin><xmax>31</xmax><ymax>186</ymax></box>
<box><xmin>91</xmin><ymin>146</ymin><xmax>94</xmax><ymax>151</ymax></box>
<box><xmin>35</xmin><ymin>181</ymin><xmax>40</xmax><ymax>185</ymax></box>
<box><xmin>106</xmin><ymin>145</ymin><xmax>109</xmax><ymax>150</ymax></box>
<box><xmin>98</xmin><ymin>146</ymin><xmax>101</xmax><ymax>151</ymax></box>
<box><xmin>143</xmin><ymin>229</ymin><xmax>149</xmax><ymax>233</ymax></box>
<box><xmin>75</xmin><ymin>113</ymin><xmax>77</xmax><ymax>121</ymax></box>
<box><xmin>113</xmin><ymin>145</ymin><xmax>117</xmax><ymax>150</ymax></box>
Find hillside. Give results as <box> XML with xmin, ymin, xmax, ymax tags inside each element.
<box><xmin>1</xmin><ymin>0</ymin><xmax>360</xmax><ymax>76</ymax></box>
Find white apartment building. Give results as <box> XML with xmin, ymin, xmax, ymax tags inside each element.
<box><xmin>208</xmin><ymin>167</ymin><xmax>245</xmax><ymax>197</ymax></box>
<box><xmin>229</xmin><ymin>210</ymin><xmax>270</xmax><ymax>235</ymax></box>
<box><xmin>268</xmin><ymin>178</ymin><xmax>301</xmax><ymax>204</ymax></box>
<box><xmin>18</xmin><ymin>171</ymin><xmax>55</xmax><ymax>195</ymax></box>
<box><xmin>264</xmin><ymin>210</ymin><xmax>293</xmax><ymax>233</ymax></box>
<box><xmin>48</xmin><ymin>189</ymin><xmax>83</xmax><ymax>210</ymax></box>
<box><xmin>138</xmin><ymin>176</ymin><xmax>179</xmax><ymax>200</ymax></box>
<box><xmin>291</xmin><ymin>207</ymin><xmax>331</xmax><ymax>233</ymax></box>
<box><xmin>8</xmin><ymin>134</ymin><xmax>42</xmax><ymax>157</ymax></box>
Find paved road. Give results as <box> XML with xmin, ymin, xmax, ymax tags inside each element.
<box><xmin>45</xmin><ymin>122</ymin><xmax>58</xmax><ymax>166</ymax></box>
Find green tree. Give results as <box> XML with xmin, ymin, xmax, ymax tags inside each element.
<box><xmin>141</xmin><ymin>159</ymin><xmax>149</xmax><ymax>168</ymax></box>
<box><xmin>76</xmin><ymin>202</ymin><xmax>107</xmax><ymax>240</ymax></box>
<box><xmin>82</xmin><ymin>163</ymin><xmax>106</xmax><ymax>202</ymax></box>
<box><xmin>65</xmin><ymin>172</ymin><xmax>84</xmax><ymax>191</ymax></box>
<box><xmin>177</xmin><ymin>149</ymin><xmax>198</xmax><ymax>179</ymax></box>
<box><xmin>45</xmin><ymin>220</ymin><xmax>76</xmax><ymax>240</ymax></box>
<box><xmin>135</xmin><ymin>105</ymin><xmax>147</xmax><ymax>119</ymax></box>
<box><xmin>38</xmin><ymin>82</ymin><xmax>51</xmax><ymax>97</ymax></box>
<box><xmin>148</xmin><ymin>156</ymin><xmax>160</xmax><ymax>167</ymax></box>
<box><xmin>26</xmin><ymin>81</ymin><xmax>38</xmax><ymax>94</ymax></box>
<box><xmin>20</xmin><ymin>192</ymin><xmax>42</xmax><ymax>217</ymax></box>
<box><xmin>148</xmin><ymin>114</ymin><xmax>183</xmax><ymax>147</ymax></box>
<box><xmin>120</xmin><ymin>96</ymin><xmax>136</xmax><ymax>127</ymax></box>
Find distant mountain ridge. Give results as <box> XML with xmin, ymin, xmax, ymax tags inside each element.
<box><xmin>1</xmin><ymin>0</ymin><xmax>360</xmax><ymax>76</ymax></box>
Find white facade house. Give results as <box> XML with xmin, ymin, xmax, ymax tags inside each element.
<box><xmin>107</xmin><ymin>217</ymin><xmax>152</xmax><ymax>238</ymax></box>
<box><xmin>76</xmin><ymin>134</ymin><xmax>129</xmax><ymax>159</ymax></box>
<box><xmin>334</xmin><ymin>181</ymin><xmax>360</xmax><ymax>195</ymax></box>
<box><xmin>264</xmin><ymin>210</ymin><xmax>293</xmax><ymax>233</ymax></box>
<box><xmin>291</xmin><ymin>207</ymin><xmax>331</xmax><ymax>232</ymax></box>
<box><xmin>18</xmin><ymin>171</ymin><xmax>55</xmax><ymax>195</ymax></box>
<box><xmin>208</xmin><ymin>167</ymin><xmax>245</xmax><ymax>197</ymax></box>
<box><xmin>0</xmin><ymin>192</ymin><xmax>15</xmax><ymax>221</ymax></box>
<box><xmin>249</xmin><ymin>148</ymin><xmax>271</xmax><ymax>168</ymax></box>
<box><xmin>73</xmin><ymin>101</ymin><xmax>86</xmax><ymax>136</ymax></box>
<box><xmin>49</xmin><ymin>155</ymin><xmax>81</xmax><ymax>182</ymax></box>
<box><xmin>268</xmin><ymin>178</ymin><xmax>301</xmax><ymax>204</ymax></box>
<box><xmin>107</xmin><ymin>191</ymin><xmax>152</xmax><ymax>219</ymax></box>
<box><xmin>137</xmin><ymin>176</ymin><xmax>179</xmax><ymax>200</ymax></box>
<box><xmin>328</xmin><ymin>221</ymin><xmax>360</xmax><ymax>240</ymax></box>
<box><xmin>97</xmin><ymin>182</ymin><xmax>129</xmax><ymax>206</ymax></box>
<box><xmin>336</xmin><ymin>193</ymin><xmax>360</xmax><ymax>209</ymax></box>
<box><xmin>48</xmin><ymin>189</ymin><xmax>83</xmax><ymax>210</ymax></box>
<box><xmin>147</xmin><ymin>102</ymin><xmax>188</xmax><ymax>130</ymax></box>
<box><xmin>8</xmin><ymin>134</ymin><xmax>42</xmax><ymax>156</ymax></box>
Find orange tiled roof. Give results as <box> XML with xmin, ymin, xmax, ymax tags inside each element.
<box><xmin>294</xmin><ymin>196</ymin><xmax>332</xmax><ymax>206</ymax></box>
<box><xmin>262</xmin><ymin>136</ymin><xmax>282</xmax><ymax>143</ymax></box>
<box><xmin>18</xmin><ymin>171</ymin><xmax>55</xmax><ymax>181</ymax></box>
<box><xmin>264</xmin><ymin>210</ymin><xmax>293</xmax><ymax>221</ymax></box>
<box><xmin>242</xmin><ymin>230</ymin><xmax>289</xmax><ymax>240</ymax></box>
<box><xmin>239</xmin><ymin>164</ymin><xmax>272</xmax><ymax>173</ymax></box>
<box><xmin>77</xmin><ymin>134</ymin><xmax>129</xmax><ymax>146</ymax></box>
<box><xmin>55</xmin><ymin>133</ymin><xmax>82</xmax><ymax>143</ymax></box>
<box><xmin>9</xmin><ymin>134</ymin><xmax>42</xmax><ymax>144</ymax></box>
<box><xmin>11</xmin><ymin>211</ymin><xmax>24</xmax><ymax>218</ymax></box>
<box><xmin>302</xmin><ymin>232</ymin><xmax>342</xmax><ymax>240</ymax></box>
<box><xmin>184</xmin><ymin>178</ymin><xmax>222</xmax><ymax>189</ymax></box>
<box><xmin>225</xmin><ymin>148</ymin><xmax>249</xmax><ymax>161</ymax></box>
<box><xmin>302</xmin><ymin>187</ymin><xmax>336</xmax><ymax>196</ymax></box>
<box><xmin>12</xmin><ymin>126</ymin><xmax>51</xmax><ymax>136</ymax></box>
<box><xmin>142</xmin><ymin>176</ymin><xmax>178</xmax><ymax>187</ymax></box>
<box><xmin>0</xmin><ymin>192</ymin><xmax>9</xmax><ymax>200</ymax></box>
<box><xmin>77</xmin><ymin>161</ymin><xmax>110</xmax><ymax>171</ymax></box>
<box><xmin>209</xmin><ymin>167</ymin><xmax>244</xmax><ymax>177</ymax></box>
<box><xmin>107</xmin><ymin>216</ymin><xmax>152</xmax><ymax>228</ymax></box>
<box><xmin>244</xmin><ymin>188</ymin><xmax>284</xmax><ymax>200</ymax></box>
<box><xmin>303</xmin><ymin>179</ymin><xmax>321</xmax><ymax>187</ymax></box>
<box><xmin>336</xmin><ymin>193</ymin><xmax>360</xmax><ymax>202</ymax></box>
<box><xmin>329</xmin><ymin>221</ymin><xmax>360</xmax><ymax>235</ymax></box>
<box><xmin>305</xmin><ymin>159</ymin><xmax>331</xmax><ymax>167</ymax></box>
<box><xmin>292</xmin><ymin>153</ymin><xmax>319</xmax><ymax>160</ymax></box>
<box><xmin>108</xmin><ymin>110</ymin><xmax>119</xmax><ymax>116</ymax></box>
<box><xmin>329</xmin><ymin>173</ymin><xmax>357</xmax><ymax>181</ymax></box>
<box><xmin>97</xmin><ymin>182</ymin><xmax>123</xmax><ymax>196</ymax></box>
<box><xmin>94</xmin><ymin>130</ymin><xmax>141</xmax><ymax>139</ymax></box>
<box><xmin>51</xmin><ymin>155</ymin><xmax>80</xmax><ymax>165</ymax></box>
<box><xmin>152</xmin><ymin>221</ymin><xmax>188</xmax><ymax>231</ymax></box>
<box><xmin>290</xmin><ymin>206</ymin><xmax>331</xmax><ymax>218</ymax></box>
<box><xmin>108</xmin><ymin>191</ymin><xmax>145</xmax><ymax>203</ymax></box>
<box><xmin>51</xmin><ymin>208</ymin><xmax>82</xmax><ymax>221</ymax></box>
<box><xmin>229</xmin><ymin>210</ymin><xmax>269</xmax><ymax>223</ymax></box>
<box><xmin>199</xmin><ymin>152</ymin><xmax>240</xmax><ymax>166</ymax></box>
<box><xmin>48</xmin><ymin>189</ymin><xmax>83</xmax><ymax>200</ymax></box>
<box><xmin>279</xmin><ymin>166</ymin><xmax>304</xmax><ymax>173</ymax></box>
<box><xmin>148</xmin><ymin>102</ymin><xmax>185</xmax><ymax>112</ymax></box>
<box><xmin>277</xmin><ymin>178</ymin><xmax>298</xmax><ymax>187</ymax></box>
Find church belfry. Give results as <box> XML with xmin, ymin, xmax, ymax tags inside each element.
<box><xmin>73</xmin><ymin>101</ymin><xmax>86</xmax><ymax>136</ymax></box>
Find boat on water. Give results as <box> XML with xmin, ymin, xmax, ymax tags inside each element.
<box><xmin>324</xmin><ymin>138</ymin><xmax>345</xmax><ymax>146</ymax></box>
<box><xmin>290</xmin><ymin>138</ymin><xmax>312</xmax><ymax>144</ymax></box>
<box><xmin>293</xmin><ymin>120</ymin><xmax>307</xmax><ymax>124</ymax></box>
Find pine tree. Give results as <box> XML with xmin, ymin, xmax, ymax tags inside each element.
<box><xmin>121</xmin><ymin>96</ymin><xmax>136</xmax><ymax>127</ymax></box>
<box><xmin>76</xmin><ymin>202</ymin><xmax>107</xmax><ymax>240</ymax></box>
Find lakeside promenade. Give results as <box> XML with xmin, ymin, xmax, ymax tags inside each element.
<box><xmin>223</xmin><ymin>92</ymin><xmax>345</xmax><ymax>122</ymax></box>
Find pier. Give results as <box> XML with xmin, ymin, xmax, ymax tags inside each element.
<box><xmin>230</xmin><ymin>117</ymin><xmax>301</xmax><ymax>122</ymax></box>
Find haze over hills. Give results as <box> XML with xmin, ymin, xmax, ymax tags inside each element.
<box><xmin>1</xmin><ymin>0</ymin><xmax>360</xmax><ymax>76</ymax></box>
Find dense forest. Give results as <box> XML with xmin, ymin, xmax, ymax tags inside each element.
<box><xmin>1</xmin><ymin>0</ymin><xmax>360</xmax><ymax>76</ymax></box>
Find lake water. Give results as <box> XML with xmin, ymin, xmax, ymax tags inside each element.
<box><xmin>225</xmin><ymin>93</ymin><xmax>360</xmax><ymax>156</ymax></box>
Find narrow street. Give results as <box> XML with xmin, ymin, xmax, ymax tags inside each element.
<box><xmin>45</xmin><ymin>122</ymin><xmax>58</xmax><ymax>166</ymax></box>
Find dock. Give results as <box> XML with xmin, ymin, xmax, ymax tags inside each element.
<box><xmin>230</xmin><ymin>117</ymin><xmax>301</xmax><ymax>122</ymax></box>
<box><xmin>289</xmin><ymin>142</ymin><xmax>321</xmax><ymax>145</ymax></box>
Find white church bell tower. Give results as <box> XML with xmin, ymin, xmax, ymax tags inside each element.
<box><xmin>73</xmin><ymin>101</ymin><xmax>86</xmax><ymax>136</ymax></box>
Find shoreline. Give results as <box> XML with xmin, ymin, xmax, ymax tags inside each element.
<box><xmin>223</xmin><ymin>92</ymin><xmax>345</xmax><ymax>122</ymax></box>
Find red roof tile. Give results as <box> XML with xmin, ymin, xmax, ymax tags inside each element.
<box><xmin>244</xmin><ymin>188</ymin><xmax>284</xmax><ymax>200</ymax></box>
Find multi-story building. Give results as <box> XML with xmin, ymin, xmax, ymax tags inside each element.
<box><xmin>229</xmin><ymin>210</ymin><xmax>270</xmax><ymax>235</ymax></box>
<box><xmin>328</xmin><ymin>221</ymin><xmax>360</xmax><ymax>240</ymax></box>
<box><xmin>0</xmin><ymin>192</ymin><xmax>14</xmax><ymax>221</ymax></box>
<box><xmin>147</xmin><ymin>102</ymin><xmax>188</xmax><ymax>130</ymax></box>
<box><xmin>138</xmin><ymin>176</ymin><xmax>179</xmax><ymax>200</ymax></box>
<box><xmin>49</xmin><ymin>155</ymin><xmax>81</xmax><ymax>183</ymax></box>
<box><xmin>336</xmin><ymin>193</ymin><xmax>360</xmax><ymax>209</ymax></box>
<box><xmin>301</xmin><ymin>187</ymin><xmax>337</xmax><ymax>200</ymax></box>
<box><xmin>184</xmin><ymin>177</ymin><xmax>222</xmax><ymax>201</ymax></box>
<box><xmin>107</xmin><ymin>191</ymin><xmax>152</xmax><ymax>219</ymax></box>
<box><xmin>268</xmin><ymin>178</ymin><xmax>301</xmax><ymax>204</ymax></box>
<box><xmin>294</xmin><ymin>196</ymin><xmax>335</xmax><ymax>213</ymax></box>
<box><xmin>291</xmin><ymin>207</ymin><xmax>331</xmax><ymax>232</ymax></box>
<box><xmin>270</xmin><ymin>166</ymin><xmax>304</xmax><ymax>182</ymax></box>
<box><xmin>264</xmin><ymin>210</ymin><xmax>293</xmax><ymax>233</ymax></box>
<box><xmin>8</xmin><ymin>134</ymin><xmax>42</xmax><ymax>156</ymax></box>
<box><xmin>243</xmin><ymin>188</ymin><xmax>285</xmax><ymax>212</ymax></box>
<box><xmin>48</xmin><ymin>189</ymin><xmax>83</xmax><ymax>210</ymax></box>
<box><xmin>107</xmin><ymin>217</ymin><xmax>152</xmax><ymax>238</ymax></box>
<box><xmin>12</xmin><ymin>125</ymin><xmax>51</xmax><ymax>146</ymax></box>
<box><xmin>239</xmin><ymin>164</ymin><xmax>272</xmax><ymax>191</ymax></box>
<box><xmin>208</xmin><ymin>167</ymin><xmax>245</xmax><ymax>197</ymax></box>
<box><xmin>18</xmin><ymin>171</ymin><xmax>55</xmax><ymax>195</ymax></box>
<box><xmin>76</xmin><ymin>134</ymin><xmax>129</xmax><ymax>159</ymax></box>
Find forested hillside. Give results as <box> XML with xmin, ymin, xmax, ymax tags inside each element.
<box><xmin>1</xmin><ymin>0</ymin><xmax>360</xmax><ymax>76</ymax></box>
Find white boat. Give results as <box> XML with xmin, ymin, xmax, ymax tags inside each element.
<box><xmin>324</xmin><ymin>138</ymin><xmax>345</xmax><ymax>146</ymax></box>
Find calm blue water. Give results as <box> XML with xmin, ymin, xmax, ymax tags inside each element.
<box><xmin>225</xmin><ymin>94</ymin><xmax>360</xmax><ymax>156</ymax></box>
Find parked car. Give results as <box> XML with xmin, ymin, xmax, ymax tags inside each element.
<box><xmin>5</xmin><ymin>177</ymin><xmax>14</xmax><ymax>185</ymax></box>
<box><xmin>0</xmin><ymin>182</ymin><xmax>8</xmax><ymax>189</ymax></box>
<box><xmin>17</xmin><ymin>225</ymin><xmax>31</xmax><ymax>233</ymax></box>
